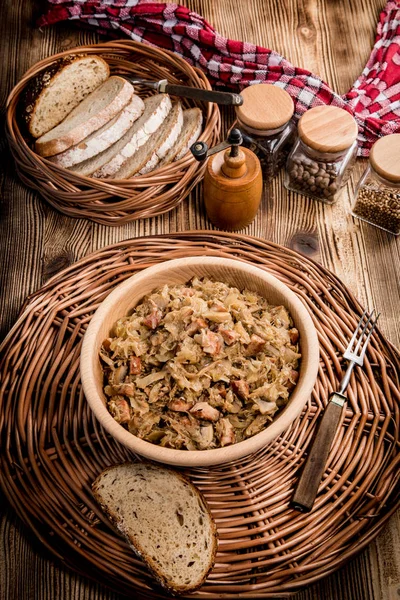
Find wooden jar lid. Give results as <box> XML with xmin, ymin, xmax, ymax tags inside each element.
<box><xmin>370</xmin><ymin>134</ymin><xmax>400</xmax><ymax>183</ymax></box>
<box><xmin>236</xmin><ymin>84</ymin><xmax>294</xmax><ymax>130</ymax></box>
<box><xmin>298</xmin><ymin>105</ymin><xmax>358</xmax><ymax>152</ymax></box>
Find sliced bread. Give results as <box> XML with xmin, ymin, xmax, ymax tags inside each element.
<box><xmin>24</xmin><ymin>55</ymin><xmax>109</xmax><ymax>139</ymax></box>
<box><xmin>35</xmin><ymin>76</ymin><xmax>134</xmax><ymax>157</ymax></box>
<box><xmin>49</xmin><ymin>95</ymin><xmax>145</xmax><ymax>168</ymax></box>
<box><xmin>113</xmin><ymin>101</ymin><xmax>183</xmax><ymax>179</ymax></box>
<box><xmin>71</xmin><ymin>94</ymin><xmax>171</xmax><ymax>178</ymax></box>
<box><xmin>160</xmin><ymin>108</ymin><xmax>203</xmax><ymax>166</ymax></box>
<box><xmin>92</xmin><ymin>462</ymin><xmax>218</xmax><ymax>595</ymax></box>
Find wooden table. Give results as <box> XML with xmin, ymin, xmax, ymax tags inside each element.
<box><xmin>1</xmin><ymin>1</ymin><xmax>399</xmax><ymax>598</ymax></box>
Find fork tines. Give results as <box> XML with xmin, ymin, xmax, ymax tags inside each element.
<box><xmin>344</xmin><ymin>309</ymin><xmax>380</xmax><ymax>364</ymax></box>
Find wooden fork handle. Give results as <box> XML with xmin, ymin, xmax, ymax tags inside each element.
<box><xmin>291</xmin><ymin>393</ymin><xmax>346</xmax><ymax>513</ymax></box>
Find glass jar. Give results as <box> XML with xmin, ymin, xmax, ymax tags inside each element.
<box><xmin>285</xmin><ymin>138</ymin><xmax>358</xmax><ymax>204</ymax></box>
<box><xmin>284</xmin><ymin>105</ymin><xmax>358</xmax><ymax>204</ymax></box>
<box><xmin>239</xmin><ymin>121</ymin><xmax>296</xmax><ymax>179</ymax></box>
<box><xmin>351</xmin><ymin>134</ymin><xmax>400</xmax><ymax>235</ymax></box>
<box><xmin>235</xmin><ymin>84</ymin><xmax>295</xmax><ymax>180</ymax></box>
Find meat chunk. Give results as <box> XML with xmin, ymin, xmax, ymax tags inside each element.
<box><xmin>143</xmin><ymin>307</ymin><xmax>162</xmax><ymax>329</ymax></box>
<box><xmin>210</xmin><ymin>301</ymin><xmax>228</xmax><ymax>312</ymax></box>
<box><xmin>168</xmin><ymin>398</ymin><xmax>193</xmax><ymax>412</ymax></box>
<box><xmin>287</xmin><ymin>369</ymin><xmax>299</xmax><ymax>391</ymax></box>
<box><xmin>143</xmin><ymin>313</ymin><xmax>159</xmax><ymax>329</ymax></box>
<box><xmin>119</xmin><ymin>382</ymin><xmax>135</xmax><ymax>396</ymax></box>
<box><xmin>129</xmin><ymin>356</ymin><xmax>142</xmax><ymax>375</ymax></box>
<box><xmin>218</xmin><ymin>326</ymin><xmax>239</xmax><ymax>346</ymax></box>
<box><xmin>197</xmin><ymin>330</ymin><xmax>223</xmax><ymax>356</ymax></box>
<box><xmin>245</xmin><ymin>334</ymin><xmax>266</xmax><ymax>356</ymax></box>
<box><xmin>190</xmin><ymin>402</ymin><xmax>220</xmax><ymax>422</ymax></box>
<box><xmin>231</xmin><ymin>379</ymin><xmax>249</xmax><ymax>400</ymax></box>
<box><xmin>109</xmin><ymin>396</ymin><xmax>131</xmax><ymax>424</ymax></box>
<box><xmin>215</xmin><ymin>418</ymin><xmax>235</xmax><ymax>447</ymax></box>
<box><xmin>289</xmin><ymin>328</ymin><xmax>299</xmax><ymax>345</ymax></box>
<box><xmin>215</xmin><ymin>383</ymin><xmax>227</xmax><ymax>398</ymax></box>
<box><xmin>186</xmin><ymin>317</ymin><xmax>207</xmax><ymax>336</ymax></box>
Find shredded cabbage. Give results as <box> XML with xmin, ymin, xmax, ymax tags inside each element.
<box><xmin>100</xmin><ymin>277</ymin><xmax>301</xmax><ymax>450</ymax></box>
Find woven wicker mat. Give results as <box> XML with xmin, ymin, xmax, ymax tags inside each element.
<box><xmin>1</xmin><ymin>232</ymin><xmax>399</xmax><ymax>600</ymax></box>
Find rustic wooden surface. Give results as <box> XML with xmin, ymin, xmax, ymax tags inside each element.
<box><xmin>1</xmin><ymin>0</ymin><xmax>399</xmax><ymax>599</ymax></box>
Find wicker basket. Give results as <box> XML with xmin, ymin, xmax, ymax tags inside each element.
<box><xmin>6</xmin><ymin>40</ymin><xmax>221</xmax><ymax>225</ymax></box>
<box><xmin>1</xmin><ymin>232</ymin><xmax>399</xmax><ymax>599</ymax></box>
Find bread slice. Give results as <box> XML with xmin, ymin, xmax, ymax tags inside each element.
<box><xmin>49</xmin><ymin>95</ymin><xmax>145</xmax><ymax>168</ymax></box>
<box><xmin>71</xmin><ymin>94</ymin><xmax>171</xmax><ymax>178</ymax></box>
<box><xmin>113</xmin><ymin>101</ymin><xmax>183</xmax><ymax>179</ymax></box>
<box><xmin>35</xmin><ymin>76</ymin><xmax>134</xmax><ymax>157</ymax></box>
<box><xmin>160</xmin><ymin>108</ymin><xmax>203</xmax><ymax>166</ymax></box>
<box><xmin>92</xmin><ymin>462</ymin><xmax>218</xmax><ymax>595</ymax></box>
<box><xmin>24</xmin><ymin>55</ymin><xmax>109</xmax><ymax>138</ymax></box>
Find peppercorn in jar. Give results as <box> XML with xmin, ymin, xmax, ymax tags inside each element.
<box><xmin>284</xmin><ymin>106</ymin><xmax>358</xmax><ymax>204</ymax></box>
<box><xmin>351</xmin><ymin>134</ymin><xmax>400</xmax><ymax>235</ymax></box>
<box><xmin>235</xmin><ymin>84</ymin><xmax>296</xmax><ymax>180</ymax></box>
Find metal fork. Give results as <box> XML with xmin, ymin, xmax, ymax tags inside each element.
<box><xmin>291</xmin><ymin>309</ymin><xmax>380</xmax><ymax>513</ymax></box>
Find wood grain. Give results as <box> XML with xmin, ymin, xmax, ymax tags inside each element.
<box><xmin>292</xmin><ymin>396</ymin><xmax>345</xmax><ymax>513</ymax></box>
<box><xmin>1</xmin><ymin>0</ymin><xmax>399</xmax><ymax>599</ymax></box>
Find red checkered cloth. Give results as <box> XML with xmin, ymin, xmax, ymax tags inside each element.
<box><xmin>38</xmin><ymin>0</ymin><xmax>400</xmax><ymax>156</ymax></box>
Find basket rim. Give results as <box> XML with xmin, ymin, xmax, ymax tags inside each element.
<box><xmin>6</xmin><ymin>39</ymin><xmax>213</xmax><ymax>107</ymax></box>
<box><xmin>5</xmin><ymin>40</ymin><xmax>221</xmax><ymax>223</ymax></box>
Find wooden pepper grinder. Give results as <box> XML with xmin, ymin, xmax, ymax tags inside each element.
<box><xmin>191</xmin><ymin>129</ymin><xmax>262</xmax><ymax>231</ymax></box>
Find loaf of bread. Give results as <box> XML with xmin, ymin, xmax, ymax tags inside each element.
<box><xmin>24</xmin><ymin>55</ymin><xmax>109</xmax><ymax>138</ymax></box>
<box><xmin>92</xmin><ymin>462</ymin><xmax>218</xmax><ymax>595</ymax></box>
<box><xmin>113</xmin><ymin>101</ymin><xmax>183</xmax><ymax>179</ymax></box>
<box><xmin>35</xmin><ymin>76</ymin><xmax>134</xmax><ymax>157</ymax></box>
<box><xmin>72</xmin><ymin>94</ymin><xmax>172</xmax><ymax>178</ymax></box>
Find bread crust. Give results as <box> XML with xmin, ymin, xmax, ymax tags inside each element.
<box><xmin>159</xmin><ymin>108</ymin><xmax>203</xmax><ymax>167</ymax></box>
<box><xmin>35</xmin><ymin>76</ymin><xmax>133</xmax><ymax>157</ymax></box>
<box><xmin>92</xmin><ymin>462</ymin><xmax>218</xmax><ymax>596</ymax></box>
<box><xmin>23</xmin><ymin>54</ymin><xmax>110</xmax><ymax>138</ymax></box>
<box><xmin>50</xmin><ymin>95</ymin><xmax>145</xmax><ymax>168</ymax></box>
<box><xmin>115</xmin><ymin>102</ymin><xmax>183</xmax><ymax>179</ymax></box>
<box><xmin>92</xmin><ymin>94</ymin><xmax>172</xmax><ymax>179</ymax></box>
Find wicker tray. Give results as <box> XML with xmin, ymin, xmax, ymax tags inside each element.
<box><xmin>5</xmin><ymin>41</ymin><xmax>221</xmax><ymax>225</ymax></box>
<box><xmin>0</xmin><ymin>232</ymin><xmax>399</xmax><ymax>599</ymax></box>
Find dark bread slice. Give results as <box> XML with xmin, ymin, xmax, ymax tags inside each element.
<box><xmin>23</xmin><ymin>54</ymin><xmax>109</xmax><ymax>138</ymax></box>
<box><xmin>92</xmin><ymin>462</ymin><xmax>218</xmax><ymax>595</ymax></box>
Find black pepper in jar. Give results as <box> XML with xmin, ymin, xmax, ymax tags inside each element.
<box><xmin>235</xmin><ymin>84</ymin><xmax>296</xmax><ymax>180</ymax></box>
<box><xmin>351</xmin><ymin>134</ymin><xmax>400</xmax><ymax>235</ymax></box>
<box><xmin>352</xmin><ymin>186</ymin><xmax>400</xmax><ymax>234</ymax></box>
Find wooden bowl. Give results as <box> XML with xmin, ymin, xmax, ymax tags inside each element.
<box><xmin>80</xmin><ymin>256</ymin><xmax>320</xmax><ymax>467</ymax></box>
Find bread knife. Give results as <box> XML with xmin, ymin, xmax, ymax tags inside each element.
<box><xmin>123</xmin><ymin>76</ymin><xmax>243</xmax><ymax>106</ymax></box>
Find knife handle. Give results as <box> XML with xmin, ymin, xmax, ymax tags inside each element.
<box><xmin>291</xmin><ymin>393</ymin><xmax>345</xmax><ymax>513</ymax></box>
<box><xmin>163</xmin><ymin>84</ymin><xmax>243</xmax><ymax>106</ymax></box>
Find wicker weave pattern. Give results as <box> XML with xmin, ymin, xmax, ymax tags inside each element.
<box><xmin>0</xmin><ymin>232</ymin><xmax>399</xmax><ymax>599</ymax></box>
<box><xmin>5</xmin><ymin>42</ymin><xmax>221</xmax><ymax>225</ymax></box>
